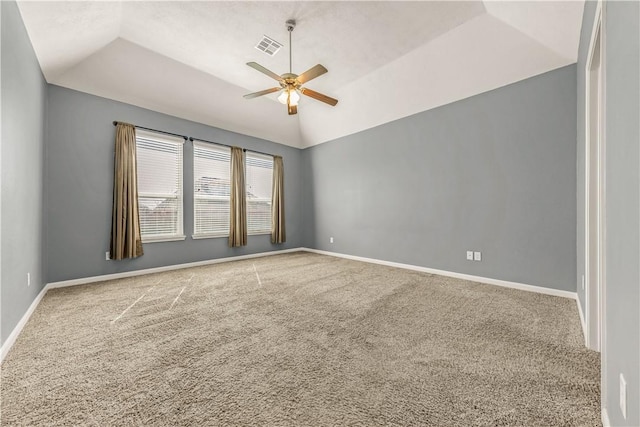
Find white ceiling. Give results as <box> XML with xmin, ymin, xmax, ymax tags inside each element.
<box><xmin>17</xmin><ymin>1</ymin><xmax>585</xmax><ymax>148</ymax></box>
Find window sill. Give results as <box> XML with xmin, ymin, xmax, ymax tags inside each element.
<box><xmin>192</xmin><ymin>233</ymin><xmax>228</xmax><ymax>240</ymax></box>
<box><xmin>142</xmin><ymin>235</ymin><xmax>186</xmax><ymax>243</ymax></box>
<box><xmin>192</xmin><ymin>232</ymin><xmax>271</xmax><ymax>239</ymax></box>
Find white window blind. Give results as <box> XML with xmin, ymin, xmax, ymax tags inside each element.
<box><xmin>135</xmin><ymin>130</ymin><xmax>184</xmax><ymax>241</ymax></box>
<box><xmin>246</xmin><ymin>152</ymin><xmax>273</xmax><ymax>234</ymax></box>
<box><xmin>193</xmin><ymin>142</ymin><xmax>231</xmax><ymax>237</ymax></box>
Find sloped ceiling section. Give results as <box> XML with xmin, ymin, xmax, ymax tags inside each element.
<box><xmin>17</xmin><ymin>1</ymin><xmax>584</xmax><ymax>148</ymax></box>
<box><xmin>54</xmin><ymin>38</ymin><xmax>303</xmax><ymax>146</ymax></box>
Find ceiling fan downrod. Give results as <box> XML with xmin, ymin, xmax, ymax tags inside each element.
<box><xmin>286</xmin><ymin>19</ymin><xmax>295</xmax><ymax>74</ymax></box>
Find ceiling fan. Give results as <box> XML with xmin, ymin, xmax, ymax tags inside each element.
<box><xmin>243</xmin><ymin>19</ymin><xmax>338</xmax><ymax>115</ymax></box>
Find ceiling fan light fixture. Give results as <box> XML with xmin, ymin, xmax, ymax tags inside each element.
<box><xmin>278</xmin><ymin>88</ymin><xmax>300</xmax><ymax>106</ymax></box>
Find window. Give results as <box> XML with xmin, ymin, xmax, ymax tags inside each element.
<box><xmin>135</xmin><ymin>130</ymin><xmax>184</xmax><ymax>242</ymax></box>
<box><xmin>193</xmin><ymin>142</ymin><xmax>231</xmax><ymax>238</ymax></box>
<box><xmin>245</xmin><ymin>152</ymin><xmax>273</xmax><ymax>234</ymax></box>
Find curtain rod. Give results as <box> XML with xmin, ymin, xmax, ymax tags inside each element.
<box><xmin>112</xmin><ymin>121</ymin><xmax>188</xmax><ymax>140</ymax></box>
<box><xmin>189</xmin><ymin>137</ymin><xmax>274</xmax><ymax>158</ymax></box>
<box><xmin>112</xmin><ymin>121</ymin><xmax>275</xmax><ymax>158</ymax></box>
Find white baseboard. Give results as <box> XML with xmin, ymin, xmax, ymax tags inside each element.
<box><xmin>576</xmin><ymin>295</ymin><xmax>587</xmax><ymax>345</ymax></box>
<box><xmin>302</xmin><ymin>248</ymin><xmax>577</xmax><ymax>300</ymax></box>
<box><xmin>47</xmin><ymin>248</ymin><xmax>302</xmax><ymax>289</ymax></box>
<box><xmin>601</xmin><ymin>406</ymin><xmax>610</xmax><ymax>427</ymax></box>
<box><xmin>0</xmin><ymin>285</ymin><xmax>48</xmax><ymax>363</ymax></box>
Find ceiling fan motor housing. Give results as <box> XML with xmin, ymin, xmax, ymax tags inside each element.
<box><xmin>281</xmin><ymin>73</ymin><xmax>299</xmax><ymax>88</ymax></box>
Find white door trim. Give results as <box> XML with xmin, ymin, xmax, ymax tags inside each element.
<box><xmin>585</xmin><ymin>0</ymin><xmax>604</xmax><ymax>351</ymax></box>
<box><xmin>584</xmin><ymin>0</ymin><xmax>607</xmax><ymax>411</ymax></box>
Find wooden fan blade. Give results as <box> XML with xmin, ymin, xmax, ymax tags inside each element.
<box><xmin>243</xmin><ymin>87</ymin><xmax>280</xmax><ymax>99</ymax></box>
<box><xmin>247</xmin><ymin>62</ymin><xmax>283</xmax><ymax>82</ymax></box>
<box><xmin>296</xmin><ymin>64</ymin><xmax>328</xmax><ymax>84</ymax></box>
<box><xmin>288</xmin><ymin>104</ymin><xmax>298</xmax><ymax>115</ymax></box>
<box><xmin>300</xmin><ymin>87</ymin><xmax>338</xmax><ymax>106</ymax></box>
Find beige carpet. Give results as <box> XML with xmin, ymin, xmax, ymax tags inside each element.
<box><xmin>1</xmin><ymin>252</ymin><xmax>600</xmax><ymax>426</ymax></box>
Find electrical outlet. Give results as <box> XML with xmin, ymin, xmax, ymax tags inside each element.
<box><xmin>27</xmin><ymin>273</ymin><xmax>31</xmax><ymax>287</ymax></box>
<box><xmin>330</xmin><ymin>237</ymin><xmax>334</xmax><ymax>244</ymax></box>
<box><xmin>620</xmin><ymin>373</ymin><xmax>627</xmax><ymax>419</ymax></box>
<box><xmin>466</xmin><ymin>251</ymin><xmax>473</xmax><ymax>260</ymax></box>
<box><xmin>582</xmin><ymin>275</ymin><xmax>585</xmax><ymax>290</ymax></box>
<box><xmin>105</xmin><ymin>251</ymin><xmax>110</xmax><ymax>261</ymax></box>
<box><xmin>474</xmin><ymin>251</ymin><xmax>481</xmax><ymax>261</ymax></box>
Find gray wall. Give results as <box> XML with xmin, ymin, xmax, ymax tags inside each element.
<box><xmin>1</xmin><ymin>1</ymin><xmax>48</xmax><ymax>345</ymax></box>
<box><xmin>303</xmin><ymin>65</ymin><xmax>577</xmax><ymax>292</ymax></box>
<box><xmin>576</xmin><ymin>0</ymin><xmax>598</xmax><ymax>318</ymax></box>
<box><xmin>603</xmin><ymin>1</ymin><xmax>639</xmax><ymax>425</ymax></box>
<box><xmin>46</xmin><ymin>85</ymin><xmax>303</xmax><ymax>283</ymax></box>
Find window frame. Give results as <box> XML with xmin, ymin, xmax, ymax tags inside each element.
<box><xmin>192</xmin><ymin>141</ymin><xmax>231</xmax><ymax>240</ymax></box>
<box><xmin>245</xmin><ymin>151</ymin><xmax>274</xmax><ymax>236</ymax></box>
<box><xmin>135</xmin><ymin>129</ymin><xmax>185</xmax><ymax>243</ymax></box>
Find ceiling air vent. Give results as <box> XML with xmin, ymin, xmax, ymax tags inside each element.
<box><xmin>255</xmin><ymin>35</ymin><xmax>283</xmax><ymax>56</ymax></box>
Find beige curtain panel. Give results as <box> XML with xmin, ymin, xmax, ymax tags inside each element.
<box><xmin>271</xmin><ymin>156</ymin><xmax>286</xmax><ymax>244</ymax></box>
<box><xmin>229</xmin><ymin>146</ymin><xmax>247</xmax><ymax>247</ymax></box>
<box><xmin>110</xmin><ymin>123</ymin><xmax>144</xmax><ymax>260</ymax></box>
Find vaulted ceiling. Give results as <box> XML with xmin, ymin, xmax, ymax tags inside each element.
<box><xmin>17</xmin><ymin>1</ymin><xmax>585</xmax><ymax>148</ymax></box>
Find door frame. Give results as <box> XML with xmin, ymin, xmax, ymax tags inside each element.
<box><xmin>584</xmin><ymin>0</ymin><xmax>606</xmax><ymax>406</ymax></box>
